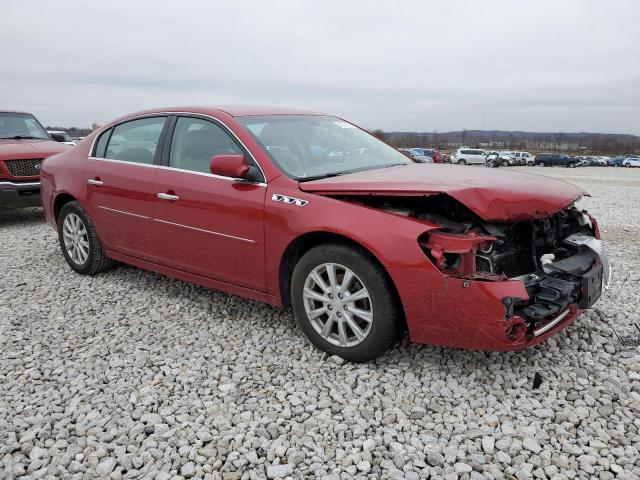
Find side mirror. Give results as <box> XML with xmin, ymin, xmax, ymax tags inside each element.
<box><xmin>50</xmin><ymin>133</ymin><xmax>66</xmax><ymax>142</ymax></box>
<box><xmin>210</xmin><ymin>154</ymin><xmax>250</xmax><ymax>179</ymax></box>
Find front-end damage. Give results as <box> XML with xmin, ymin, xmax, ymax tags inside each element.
<box><xmin>334</xmin><ymin>193</ymin><xmax>611</xmax><ymax>348</ymax></box>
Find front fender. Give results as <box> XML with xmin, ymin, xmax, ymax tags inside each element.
<box><xmin>264</xmin><ymin>176</ymin><xmax>442</xmax><ymax>299</ymax></box>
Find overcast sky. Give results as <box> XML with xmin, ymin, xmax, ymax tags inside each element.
<box><xmin>1</xmin><ymin>0</ymin><xmax>638</xmax><ymax>134</ymax></box>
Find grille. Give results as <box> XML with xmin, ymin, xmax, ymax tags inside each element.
<box><xmin>4</xmin><ymin>159</ymin><xmax>43</xmax><ymax>177</ymax></box>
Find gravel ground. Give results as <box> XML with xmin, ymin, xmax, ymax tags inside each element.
<box><xmin>1</xmin><ymin>166</ymin><xmax>639</xmax><ymax>480</ymax></box>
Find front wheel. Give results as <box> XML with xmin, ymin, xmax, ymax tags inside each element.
<box><xmin>291</xmin><ymin>244</ymin><xmax>402</xmax><ymax>362</ymax></box>
<box><xmin>458</xmin><ymin>159</ymin><xmax>467</xmax><ymax>165</ymax></box>
<box><xmin>58</xmin><ymin>201</ymin><xmax>114</xmax><ymax>275</ymax></box>
<box><xmin>537</xmin><ymin>161</ymin><xmax>545</xmax><ymax>167</ymax></box>
<box><xmin>568</xmin><ymin>162</ymin><xmax>576</xmax><ymax>168</ymax></box>
<box><xmin>501</xmin><ymin>160</ymin><xmax>510</xmax><ymax>167</ymax></box>
<box><xmin>527</xmin><ymin>161</ymin><xmax>534</xmax><ymax>166</ymax></box>
<box><xmin>625</xmin><ymin>163</ymin><xmax>631</xmax><ymax>167</ymax></box>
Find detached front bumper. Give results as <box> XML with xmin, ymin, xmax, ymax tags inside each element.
<box><xmin>0</xmin><ymin>180</ymin><xmax>41</xmax><ymax>209</ymax></box>
<box><xmin>390</xmin><ymin>235</ymin><xmax>611</xmax><ymax>351</ymax></box>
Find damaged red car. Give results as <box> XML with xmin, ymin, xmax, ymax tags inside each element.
<box><xmin>40</xmin><ymin>106</ymin><xmax>611</xmax><ymax>362</ymax></box>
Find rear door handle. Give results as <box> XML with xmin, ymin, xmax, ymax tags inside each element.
<box><xmin>87</xmin><ymin>178</ymin><xmax>103</xmax><ymax>186</ymax></box>
<box><xmin>157</xmin><ymin>192</ymin><xmax>179</xmax><ymax>201</ymax></box>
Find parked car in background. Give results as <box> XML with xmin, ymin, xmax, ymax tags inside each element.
<box><xmin>495</xmin><ymin>151</ymin><xmax>516</xmax><ymax>166</ymax></box>
<box><xmin>39</xmin><ymin>105</ymin><xmax>610</xmax><ymax>361</ymax></box>
<box><xmin>512</xmin><ymin>151</ymin><xmax>533</xmax><ymax>165</ymax></box>
<box><xmin>608</xmin><ymin>156</ymin><xmax>627</xmax><ymax>167</ymax></box>
<box><xmin>533</xmin><ymin>153</ymin><xmax>577</xmax><ymax>167</ymax></box>
<box><xmin>450</xmin><ymin>148</ymin><xmax>486</xmax><ymax>165</ymax></box>
<box><xmin>485</xmin><ymin>152</ymin><xmax>501</xmax><ymax>168</ymax></box>
<box><xmin>623</xmin><ymin>157</ymin><xmax>640</xmax><ymax>167</ymax></box>
<box><xmin>421</xmin><ymin>148</ymin><xmax>443</xmax><ymax>163</ymax></box>
<box><xmin>1</xmin><ymin>111</ymin><xmax>69</xmax><ymax>209</ymax></box>
<box><xmin>399</xmin><ymin>148</ymin><xmax>433</xmax><ymax>163</ymax></box>
<box><xmin>47</xmin><ymin>130</ymin><xmax>77</xmax><ymax>146</ymax></box>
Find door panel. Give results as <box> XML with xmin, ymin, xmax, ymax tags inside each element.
<box><xmin>151</xmin><ymin>115</ymin><xmax>267</xmax><ymax>291</ymax></box>
<box><xmin>153</xmin><ymin>170</ymin><xmax>267</xmax><ymax>290</ymax></box>
<box><xmin>85</xmin><ymin>159</ymin><xmax>157</xmax><ymax>260</ymax></box>
<box><xmin>85</xmin><ymin>116</ymin><xmax>168</xmax><ymax>260</ymax></box>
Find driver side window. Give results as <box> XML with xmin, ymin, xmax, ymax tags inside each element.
<box><xmin>169</xmin><ymin>117</ymin><xmax>242</xmax><ymax>174</ymax></box>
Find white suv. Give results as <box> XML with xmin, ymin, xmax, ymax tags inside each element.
<box><xmin>450</xmin><ymin>148</ymin><xmax>487</xmax><ymax>165</ymax></box>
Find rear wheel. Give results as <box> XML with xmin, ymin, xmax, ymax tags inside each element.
<box><xmin>58</xmin><ymin>201</ymin><xmax>113</xmax><ymax>275</ymax></box>
<box><xmin>537</xmin><ymin>161</ymin><xmax>546</xmax><ymax>167</ymax></box>
<box><xmin>527</xmin><ymin>161</ymin><xmax>534</xmax><ymax>166</ymax></box>
<box><xmin>291</xmin><ymin>244</ymin><xmax>402</xmax><ymax>362</ymax></box>
<box><xmin>568</xmin><ymin>162</ymin><xmax>576</xmax><ymax>168</ymax></box>
<box><xmin>501</xmin><ymin>160</ymin><xmax>509</xmax><ymax>167</ymax></box>
<box><xmin>625</xmin><ymin>162</ymin><xmax>631</xmax><ymax>167</ymax></box>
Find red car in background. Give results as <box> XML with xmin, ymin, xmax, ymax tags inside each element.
<box><xmin>423</xmin><ymin>148</ymin><xmax>443</xmax><ymax>163</ymax></box>
<box><xmin>40</xmin><ymin>106</ymin><xmax>610</xmax><ymax>362</ymax></box>
<box><xmin>1</xmin><ymin>111</ymin><xmax>69</xmax><ymax>209</ymax></box>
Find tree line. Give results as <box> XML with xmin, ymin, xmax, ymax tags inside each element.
<box><xmin>372</xmin><ymin>129</ymin><xmax>640</xmax><ymax>155</ymax></box>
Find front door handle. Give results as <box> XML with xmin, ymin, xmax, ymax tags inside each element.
<box><xmin>157</xmin><ymin>192</ymin><xmax>179</xmax><ymax>201</ymax></box>
<box><xmin>87</xmin><ymin>178</ymin><xmax>103</xmax><ymax>186</ymax></box>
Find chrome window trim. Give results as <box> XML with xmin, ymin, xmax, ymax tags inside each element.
<box><xmin>87</xmin><ymin>111</ymin><xmax>268</xmax><ymax>184</ymax></box>
<box><xmin>87</xmin><ymin>157</ymin><xmax>157</xmax><ymax>169</ymax></box>
<box><xmin>86</xmin><ymin>156</ymin><xmax>267</xmax><ymax>187</ymax></box>
<box><xmin>156</xmin><ymin>165</ymin><xmax>267</xmax><ymax>186</ymax></box>
<box><xmin>153</xmin><ymin>218</ymin><xmax>255</xmax><ymax>243</ymax></box>
<box><xmin>97</xmin><ymin>205</ymin><xmax>149</xmax><ymax>220</ymax></box>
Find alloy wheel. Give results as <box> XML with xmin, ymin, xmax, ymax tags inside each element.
<box><xmin>302</xmin><ymin>263</ymin><xmax>373</xmax><ymax>347</ymax></box>
<box><xmin>62</xmin><ymin>213</ymin><xmax>89</xmax><ymax>265</ymax></box>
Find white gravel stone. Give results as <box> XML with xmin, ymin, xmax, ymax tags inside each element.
<box><xmin>266</xmin><ymin>463</ymin><xmax>293</xmax><ymax>478</ymax></box>
<box><xmin>0</xmin><ymin>167</ymin><xmax>639</xmax><ymax>479</ymax></box>
<box><xmin>482</xmin><ymin>436</ymin><xmax>495</xmax><ymax>454</ymax></box>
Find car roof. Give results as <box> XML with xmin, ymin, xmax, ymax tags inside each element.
<box><xmin>0</xmin><ymin>110</ymin><xmax>35</xmax><ymax>115</ymax></box>
<box><xmin>113</xmin><ymin>105</ymin><xmax>327</xmax><ymax>121</ymax></box>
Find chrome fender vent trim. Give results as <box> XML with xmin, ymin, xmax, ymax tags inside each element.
<box><xmin>272</xmin><ymin>194</ymin><xmax>308</xmax><ymax>207</ymax></box>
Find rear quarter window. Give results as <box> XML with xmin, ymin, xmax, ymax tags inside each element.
<box><xmin>93</xmin><ymin>128</ymin><xmax>112</xmax><ymax>157</ymax></box>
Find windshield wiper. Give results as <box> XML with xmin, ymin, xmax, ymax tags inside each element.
<box><xmin>0</xmin><ymin>135</ymin><xmax>46</xmax><ymax>140</ymax></box>
<box><xmin>298</xmin><ymin>171</ymin><xmax>353</xmax><ymax>182</ymax></box>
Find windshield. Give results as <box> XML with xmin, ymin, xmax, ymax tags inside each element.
<box><xmin>0</xmin><ymin>112</ymin><xmax>49</xmax><ymax>140</ymax></box>
<box><xmin>237</xmin><ymin>115</ymin><xmax>411</xmax><ymax>180</ymax></box>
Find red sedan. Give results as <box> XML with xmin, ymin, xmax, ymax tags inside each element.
<box><xmin>40</xmin><ymin>106</ymin><xmax>610</xmax><ymax>361</ymax></box>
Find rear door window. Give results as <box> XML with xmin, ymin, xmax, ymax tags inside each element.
<box><xmin>105</xmin><ymin>117</ymin><xmax>167</xmax><ymax>164</ymax></box>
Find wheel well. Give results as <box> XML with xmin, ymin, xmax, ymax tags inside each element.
<box><xmin>53</xmin><ymin>193</ymin><xmax>76</xmax><ymax>222</ymax></box>
<box><xmin>279</xmin><ymin>232</ymin><xmax>405</xmax><ymax>318</ymax></box>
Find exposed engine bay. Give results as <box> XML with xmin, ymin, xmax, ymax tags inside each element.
<box><xmin>337</xmin><ymin>194</ymin><xmax>611</xmax><ymax>334</ymax></box>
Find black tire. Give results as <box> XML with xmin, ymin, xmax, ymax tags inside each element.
<box><xmin>625</xmin><ymin>163</ymin><xmax>631</xmax><ymax>167</ymax></box>
<box><xmin>501</xmin><ymin>160</ymin><xmax>509</xmax><ymax>167</ymax></box>
<box><xmin>537</xmin><ymin>161</ymin><xmax>545</xmax><ymax>167</ymax></box>
<box><xmin>458</xmin><ymin>159</ymin><xmax>467</xmax><ymax>165</ymax></box>
<box><xmin>58</xmin><ymin>201</ymin><xmax>114</xmax><ymax>275</ymax></box>
<box><xmin>568</xmin><ymin>162</ymin><xmax>576</xmax><ymax>168</ymax></box>
<box><xmin>527</xmin><ymin>161</ymin><xmax>534</xmax><ymax>166</ymax></box>
<box><xmin>291</xmin><ymin>243</ymin><xmax>403</xmax><ymax>362</ymax></box>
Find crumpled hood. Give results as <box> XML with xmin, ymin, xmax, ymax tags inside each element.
<box><xmin>0</xmin><ymin>139</ymin><xmax>70</xmax><ymax>160</ymax></box>
<box><xmin>299</xmin><ymin>164</ymin><xmax>587</xmax><ymax>221</ymax></box>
